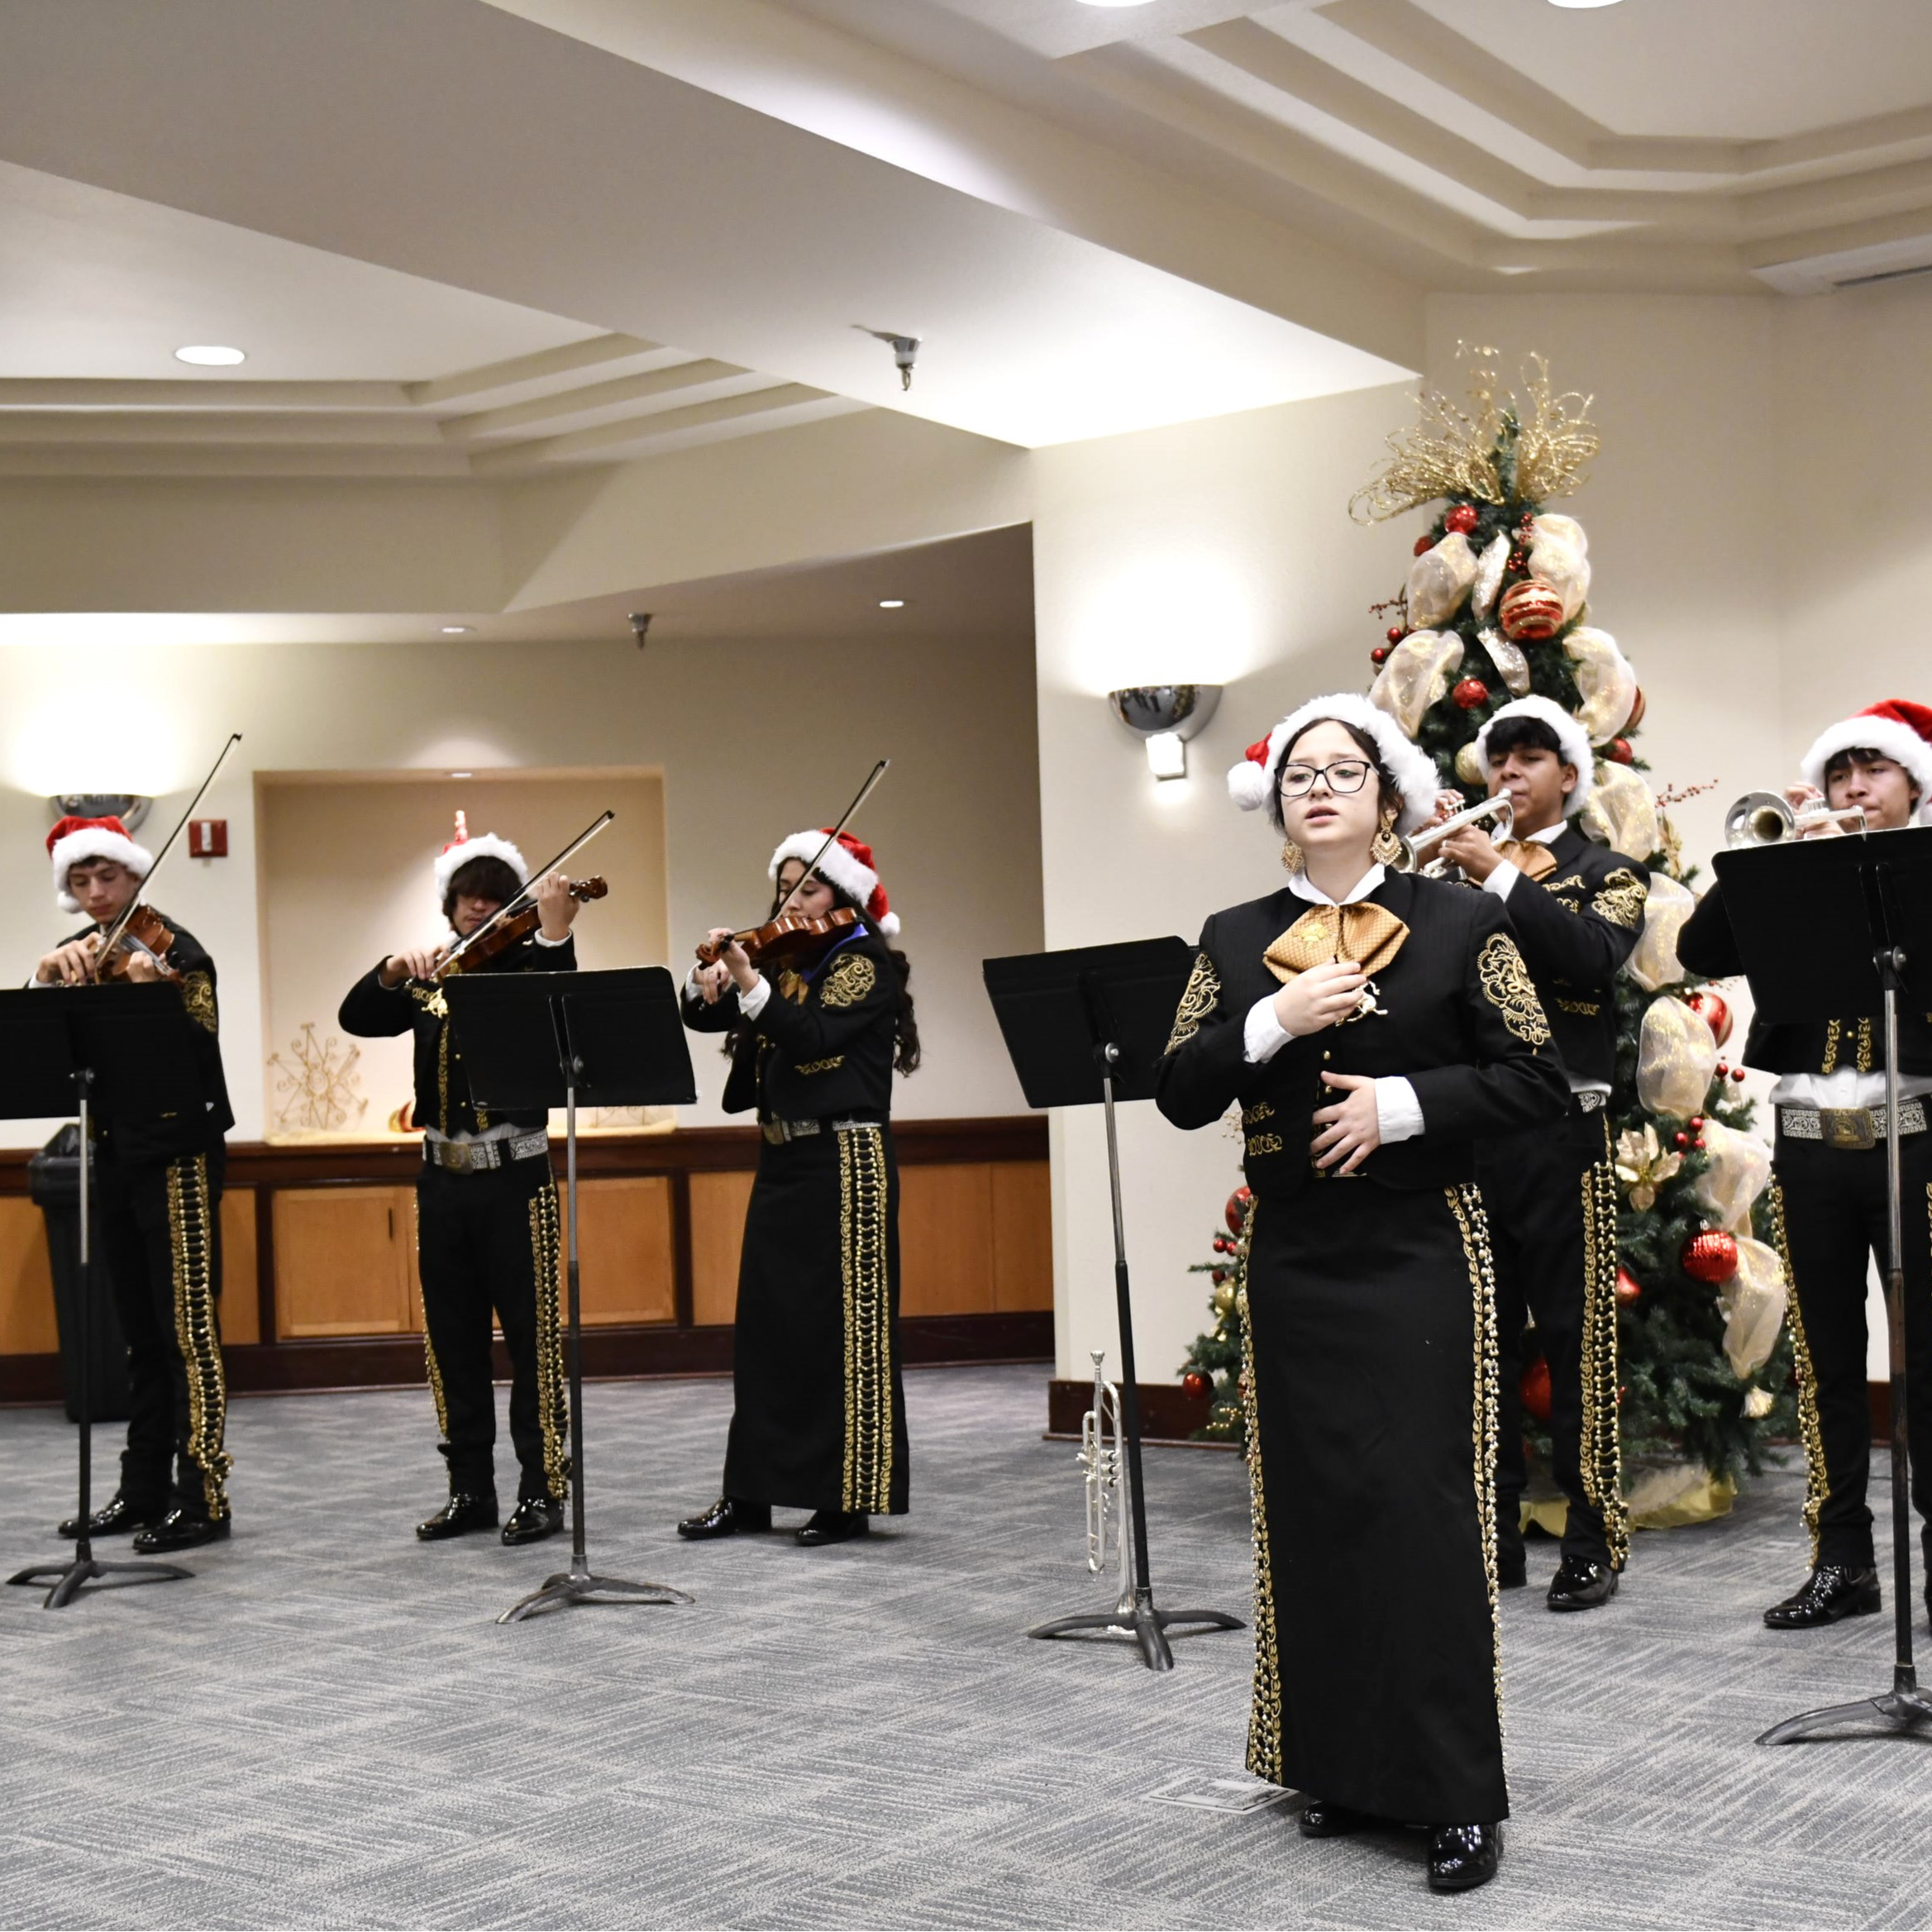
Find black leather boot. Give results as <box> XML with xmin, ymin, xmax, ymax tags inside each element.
<box><xmin>133</xmin><ymin>1507</ymin><xmax>230</xmax><ymax>1554</ymax></box>
<box><xmin>59</xmin><ymin>1493</ymin><xmax>162</xmax><ymax>1539</ymax></box>
<box><xmin>676</xmin><ymin>1496</ymin><xmax>772</xmax><ymax>1539</ymax></box>
<box><xmin>502</xmin><ymin>1496</ymin><xmax>563</xmax><ymax>1545</ymax></box>
<box><xmin>1297</xmin><ymin>1799</ymin><xmax>1371</xmax><ymax>1838</ymax></box>
<box><xmin>417</xmin><ymin>1492</ymin><xmax>500</xmax><ymax>1541</ymax></box>
<box><xmin>1428</xmin><ymin>1824</ymin><xmax>1500</xmax><ymax>1892</ymax></box>
<box><xmin>796</xmin><ymin>1510</ymin><xmax>869</xmax><ymax>1547</ymax></box>
<box><xmin>1547</xmin><ymin>1555</ymin><xmax>1618</xmax><ymax>1610</ymax></box>
<box><xmin>1763</xmin><ymin>1564</ymin><xmax>1881</xmax><ymax>1629</ymax></box>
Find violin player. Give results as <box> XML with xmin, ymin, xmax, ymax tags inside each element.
<box><xmin>675</xmin><ymin>828</ymin><xmax>919</xmax><ymax>1548</ymax></box>
<box><xmin>31</xmin><ymin>814</ymin><xmax>237</xmax><ymax>1554</ymax></box>
<box><xmin>338</xmin><ymin>822</ymin><xmax>583</xmax><ymax>1547</ymax></box>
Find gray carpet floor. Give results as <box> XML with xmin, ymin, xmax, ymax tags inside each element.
<box><xmin>3</xmin><ymin>1365</ymin><xmax>1931</xmax><ymax>1930</ymax></box>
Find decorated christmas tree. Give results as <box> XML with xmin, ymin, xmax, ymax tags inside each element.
<box><xmin>1181</xmin><ymin>352</ymin><xmax>1796</xmax><ymax>1505</ymax></box>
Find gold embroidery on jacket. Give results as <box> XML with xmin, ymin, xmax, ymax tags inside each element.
<box><xmin>1242</xmin><ymin>1101</ymin><xmax>1275</xmax><ymax>1125</ymax></box>
<box><xmin>1554</xmin><ymin>996</ymin><xmax>1601</xmax><ymax>1017</ymax></box>
<box><xmin>1165</xmin><ymin>951</ymin><xmax>1220</xmax><ymax>1053</ymax></box>
<box><xmin>1821</xmin><ymin>1019</ymin><xmax>1843</xmax><ymax>1075</ymax></box>
<box><xmin>796</xmin><ymin>1056</ymin><xmax>845</xmax><ymax>1076</ymax></box>
<box><xmin>1246</xmin><ymin>1133</ymin><xmax>1285</xmax><ymax>1157</ymax></box>
<box><xmin>1590</xmin><ymin>869</ymin><xmax>1647</xmax><ymax>931</ymax></box>
<box><xmin>179</xmin><ymin>971</ymin><xmax>218</xmax><ymax>1034</ymax></box>
<box><xmin>1477</xmin><ymin>931</ymin><xmax>1552</xmax><ymax>1046</ymax></box>
<box><xmin>822</xmin><ymin>954</ymin><xmax>877</xmax><ymax>1009</ymax></box>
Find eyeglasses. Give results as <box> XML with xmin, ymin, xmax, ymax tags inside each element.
<box><xmin>1278</xmin><ymin>759</ymin><xmax>1371</xmax><ymax>798</ymax></box>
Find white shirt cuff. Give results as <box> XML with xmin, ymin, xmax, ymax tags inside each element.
<box><xmin>1483</xmin><ymin>860</ymin><xmax>1520</xmax><ymax>901</ymax></box>
<box><xmin>532</xmin><ymin>925</ymin><xmax>570</xmax><ymax>947</ymax></box>
<box><xmin>1243</xmin><ymin>992</ymin><xmax>1293</xmax><ymax>1064</ymax></box>
<box><xmin>1373</xmin><ymin>1076</ymin><xmax>1424</xmax><ymax>1143</ymax></box>
<box><xmin>737</xmin><ymin>974</ymin><xmax>772</xmax><ymax>1020</ymax></box>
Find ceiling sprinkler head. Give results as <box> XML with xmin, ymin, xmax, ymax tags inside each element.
<box><xmin>628</xmin><ymin>611</ymin><xmax>652</xmax><ymax>651</ymax></box>
<box><xmin>860</xmin><ymin>327</ymin><xmax>921</xmax><ymax>392</ymax></box>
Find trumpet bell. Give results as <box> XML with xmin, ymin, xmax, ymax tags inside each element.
<box><xmin>1724</xmin><ymin>791</ymin><xmax>1796</xmax><ymax>848</ymax></box>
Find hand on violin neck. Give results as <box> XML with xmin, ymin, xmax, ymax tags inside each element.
<box><xmin>36</xmin><ymin>938</ymin><xmax>102</xmax><ymax>986</ymax></box>
<box><xmin>535</xmin><ymin>869</ymin><xmax>579</xmax><ymax>941</ymax></box>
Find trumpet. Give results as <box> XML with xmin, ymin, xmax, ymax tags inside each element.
<box><xmin>1076</xmin><ymin>1348</ymin><xmax>1132</xmax><ymax>1616</ymax></box>
<box><xmin>1396</xmin><ymin>793</ymin><xmax>1515</xmax><ymax>878</ymax></box>
<box><xmin>1723</xmin><ymin>790</ymin><xmax>1868</xmax><ymax>848</ymax></box>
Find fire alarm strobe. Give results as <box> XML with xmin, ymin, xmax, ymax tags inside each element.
<box><xmin>188</xmin><ymin>819</ymin><xmax>228</xmax><ymax>858</ymax></box>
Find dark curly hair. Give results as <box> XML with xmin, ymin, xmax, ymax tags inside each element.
<box><xmin>1263</xmin><ymin>718</ymin><xmax>1402</xmax><ymax>835</ymax></box>
<box><xmin>442</xmin><ymin>853</ymin><xmax>522</xmax><ymax>923</ymax></box>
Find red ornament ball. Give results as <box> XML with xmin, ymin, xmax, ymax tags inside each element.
<box><xmin>1209</xmin><ymin>1268</ymin><xmax>1226</xmax><ymax>1286</ymax></box>
<box><xmin>1386</xmin><ymin>624</ymin><xmax>1406</xmax><ymax>646</ymax></box>
<box><xmin>1682</xmin><ymin>1228</ymin><xmax>1740</xmax><ymax>1285</ymax></box>
<box><xmin>1224</xmin><ymin>1186</ymin><xmax>1252</xmax><ymax>1235</ymax></box>
<box><xmin>1414</xmin><ymin>535</ymin><xmax>1434</xmax><ymax>556</ymax></box>
<box><xmin>1732</xmin><ymin>1067</ymin><xmax>1748</xmax><ymax>1083</ymax></box>
<box><xmin>1519</xmin><ymin>1357</ymin><xmax>1553</xmax><ymax>1424</ymax></box>
<box><xmin>1181</xmin><ymin>1370</ymin><xmax>1213</xmax><ymax>1402</ymax></box>
<box><xmin>1498</xmin><ymin>579</ymin><xmax>1567</xmax><ymax>642</ymax></box>
<box><xmin>1443</xmin><ymin>504</ymin><xmax>1480</xmax><ymax>535</ymax></box>
<box><xmin>1605</xmin><ymin>737</ymin><xmax>1634</xmax><ymax>765</ymax></box>
<box><xmin>1615</xmin><ymin>1267</ymin><xmax>1643</xmax><ymax>1303</ymax></box>
<box><xmin>1371</xmin><ymin>646</ymin><xmax>1391</xmax><ymax>665</ymax></box>
<box><xmin>1694</xmin><ymin>1137</ymin><xmax>1707</xmax><ymax>1150</ymax></box>
<box><xmin>1690</xmin><ymin>1116</ymin><xmax>1705</xmax><ymax>1131</ymax></box>
<box><xmin>1453</xmin><ymin>677</ymin><xmax>1491</xmax><ymax>711</ymax></box>
<box><xmin>1674</xmin><ymin>1131</ymin><xmax>1690</xmax><ymax>1148</ymax></box>
<box><xmin>1686</xmin><ymin>989</ymin><xmax>1733</xmax><ymax>1047</ymax></box>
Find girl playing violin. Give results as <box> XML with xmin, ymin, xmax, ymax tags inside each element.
<box><xmin>677</xmin><ymin>829</ymin><xmax>919</xmax><ymax>1548</ymax></box>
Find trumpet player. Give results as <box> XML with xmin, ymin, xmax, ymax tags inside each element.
<box><xmin>1435</xmin><ymin>696</ymin><xmax>1648</xmax><ymax>1610</ymax></box>
<box><xmin>1679</xmin><ymin>699</ymin><xmax>1932</xmax><ymax>1633</ymax></box>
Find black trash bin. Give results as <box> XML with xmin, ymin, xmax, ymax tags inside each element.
<box><xmin>30</xmin><ymin>1125</ymin><xmax>131</xmax><ymax>1424</ymax></box>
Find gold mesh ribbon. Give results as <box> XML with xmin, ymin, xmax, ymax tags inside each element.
<box><xmin>1495</xmin><ymin>839</ymin><xmax>1560</xmax><ymax>883</ymax></box>
<box><xmin>1263</xmin><ymin>904</ymin><xmax>1408</xmax><ymax>985</ymax></box>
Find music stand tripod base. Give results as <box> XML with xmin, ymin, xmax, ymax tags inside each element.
<box><xmin>1756</xmin><ymin>1677</ymin><xmax>1932</xmax><ymax>1748</ymax></box>
<box><xmin>499</xmin><ymin>1561</ymin><xmax>694</xmax><ymax>1624</ymax></box>
<box><xmin>1029</xmin><ymin>1590</ymin><xmax>1244</xmax><ymax>1674</ymax></box>
<box><xmin>9</xmin><ymin>1552</ymin><xmax>193</xmax><ymax>1610</ymax></box>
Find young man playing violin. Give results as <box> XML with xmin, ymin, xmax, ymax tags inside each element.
<box><xmin>339</xmin><ymin>829</ymin><xmax>582</xmax><ymax>1547</ymax></box>
<box><xmin>31</xmin><ymin>815</ymin><xmax>236</xmax><ymax>1554</ymax></box>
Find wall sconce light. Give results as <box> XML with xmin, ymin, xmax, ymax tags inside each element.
<box><xmin>50</xmin><ymin>791</ymin><xmax>151</xmax><ymax>832</ymax></box>
<box><xmin>1108</xmin><ymin>685</ymin><xmax>1221</xmax><ymax>781</ymax></box>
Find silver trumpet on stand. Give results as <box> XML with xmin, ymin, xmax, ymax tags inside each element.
<box><xmin>1397</xmin><ymin>792</ymin><xmax>1515</xmax><ymax>878</ymax></box>
<box><xmin>1076</xmin><ymin>1350</ymin><xmax>1133</xmax><ymax>1621</ymax></box>
<box><xmin>1724</xmin><ymin>790</ymin><xmax>1868</xmax><ymax>847</ymax></box>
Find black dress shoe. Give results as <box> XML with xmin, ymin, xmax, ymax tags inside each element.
<box><xmin>1764</xmin><ymin>1563</ymin><xmax>1881</xmax><ymax>1629</ymax></box>
<box><xmin>503</xmin><ymin>1497</ymin><xmax>563</xmax><ymax>1545</ymax></box>
<box><xmin>59</xmin><ymin>1493</ymin><xmax>162</xmax><ymax>1540</ymax></box>
<box><xmin>133</xmin><ymin>1508</ymin><xmax>230</xmax><ymax>1554</ymax></box>
<box><xmin>1298</xmin><ymin>1798</ymin><xmax>1371</xmax><ymax>1838</ymax></box>
<box><xmin>796</xmin><ymin>1510</ymin><xmax>869</xmax><ymax>1547</ymax></box>
<box><xmin>1547</xmin><ymin>1555</ymin><xmax>1618</xmax><ymax>1610</ymax></box>
<box><xmin>1428</xmin><ymin>1823</ymin><xmax>1500</xmax><ymax>1892</ymax></box>
<box><xmin>416</xmin><ymin>1492</ymin><xmax>500</xmax><ymax>1541</ymax></box>
<box><xmin>676</xmin><ymin>1496</ymin><xmax>772</xmax><ymax>1539</ymax></box>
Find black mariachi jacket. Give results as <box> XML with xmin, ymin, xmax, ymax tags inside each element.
<box><xmin>1492</xmin><ymin>824</ymin><xmax>1648</xmax><ymax>1089</ymax></box>
<box><xmin>1677</xmin><ymin>879</ymin><xmax>1932</xmax><ymax>1080</ymax></box>
<box><xmin>683</xmin><ymin>924</ymin><xmax>899</xmax><ymax>1123</ymax></box>
<box><xmin>338</xmin><ymin>931</ymin><xmax>577</xmax><ymax>1136</ymax></box>
<box><xmin>1156</xmin><ymin>871</ymin><xmax>1570</xmax><ymax>1198</ymax></box>
<box><xmin>64</xmin><ymin>912</ymin><xmax>234</xmax><ymax>1162</ymax></box>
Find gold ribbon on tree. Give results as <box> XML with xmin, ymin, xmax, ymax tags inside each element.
<box><xmin>1369</xmin><ymin>630</ymin><xmax>1464</xmax><ymax>736</ymax></box>
<box><xmin>1636</xmin><ymin>993</ymin><xmax>1718</xmax><ymax>1119</ymax></box>
<box><xmin>1405</xmin><ymin>532</ymin><xmax>1479</xmax><ymax>627</ymax></box>
<box><xmin>1692</xmin><ymin>1119</ymin><xmax>1773</xmax><ymax>1234</ymax></box>
<box><xmin>1263</xmin><ymin>904</ymin><xmax>1410</xmax><ymax>985</ymax></box>
<box><xmin>1626</xmin><ymin>874</ymin><xmax>1696</xmax><ymax>991</ymax></box>
<box><xmin>1720</xmin><ymin>1238</ymin><xmax>1788</xmax><ymax>1380</ymax></box>
<box><xmin>1579</xmin><ymin>760</ymin><xmax>1660</xmax><ymax>862</ymax></box>
<box><xmin>1564</xmin><ymin>627</ymin><xmax>1638</xmax><ymax>744</ymax></box>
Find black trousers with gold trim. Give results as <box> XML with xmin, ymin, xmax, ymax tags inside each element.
<box><xmin>1243</xmin><ymin>1179</ymin><xmax>1505</xmax><ymax>1825</ymax></box>
<box><xmin>1772</xmin><ymin>1128</ymin><xmax>1932</xmax><ymax>1574</ymax></box>
<box><xmin>723</xmin><ymin>1121</ymin><xmax>908</xmax><ymax>1516</ymax></box>
<box><xmin>415</xmin><ymin>1156</ymin><xmax>568</xmax><ymax>1505</ymax></box>
<box><xmin>97</xmin><ymin>1144</ymin><xmax>231</xmax><ymax>1519</ymax></box>
<box><xmin>1483</xmin><ymin>1107</ymin><xmax>1629</xmax><ymax>1572</ymax></box>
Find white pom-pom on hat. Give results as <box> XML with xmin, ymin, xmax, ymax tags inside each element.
<box><xmin>1473</xmin><ymin>694</ymin><xmax>1597</xmax><ymax>818</ymax></box>
<box><xmin>1226</xmin><ymin>690</ymin><xmax>1441</xmax><ymax>834</ymax></box>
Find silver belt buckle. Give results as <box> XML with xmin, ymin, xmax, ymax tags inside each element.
<box><xmin>761</xmin><ymin>1119</ymin><xmax>787</xmax><ymax>1147</ymax></box>
<box><xmin>1820</xmin><ymin>1106</ymin><xmax>1877</xmax><ymax>1152</ymax></box>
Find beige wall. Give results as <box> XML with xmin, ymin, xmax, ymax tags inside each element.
<box><xmin>2</xmin><ymin>625</ymin><xmax>1042</xmax><ymax>1145</ymax></box>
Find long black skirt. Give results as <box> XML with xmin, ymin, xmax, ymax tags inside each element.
<box><xmin>723</xmin><ymin>1122</ymin><xmax>909</xmax><ymax>1515</ymax></box>
<box><xmin>1242</xmin><ymin>1179</ymin><xmax>1506</xmax><ymax>1825</ymax></box>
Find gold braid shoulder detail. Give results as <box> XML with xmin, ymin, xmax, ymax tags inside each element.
<box><xmin>1165</xmin><ymin>951</ymin><xmax>1220</xmax><ymax>1054</ymax></box>
<box><xmin>179</xmin><ymin>970</ymin><xmax>219</xmax><ymax>1034</ymax></box>
<box><xmin>821</xmin><ymin>953</ymin><xmax>877</xmax><ymax>1009</ymax></box>
<box><xmin>1476</xmin><ymin>931</ymin><xmax>1552</xmax><ymax>1047</ymax></box>
<box><xmin>1589</xmin><ymin>869</ymin><xmax>1646</xmax><ymax>931</ymax></box>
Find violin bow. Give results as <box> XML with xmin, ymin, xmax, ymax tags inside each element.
<box><xmin>427</xmin><ymin>808</ymin><xmax>616</xmax><ymax>979</ymax></box>
<box><xmin>94</xmin><ymin>732</ymin><xmax>243</xmax><ymax>966</ymax></box>
<box><xmin>766</xmin><ymin>759</ymin><xmax>890</xmax><ymax>927</ymax></box>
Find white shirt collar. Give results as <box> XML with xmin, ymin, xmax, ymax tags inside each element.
<box><xmin>1529</xmin><ymin>820</ymin><xmax>1566</xmax><ymax>848</ymax></box>
<box><xmin>1286</xmin><ymin>861</ymin><xmax>1387</xmax><ymax>908</ymax></box>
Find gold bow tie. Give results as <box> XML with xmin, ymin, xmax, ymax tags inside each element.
<box><xmin>1264</xmin><ymin>903</ymin><xmax>1410</xmax><ymax>985</ymax></box>
<box><xmin>1495</xmin><ymin>839</ymin><xmax>1560</xmax><ymax>883</ymax></box>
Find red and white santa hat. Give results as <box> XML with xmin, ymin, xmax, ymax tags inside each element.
<box><xmin>1472</xmin><ymin>694</ymin><xmax>1596</xmax><ymax>818</ymax></box>
<box><xmin>433</xmin><ymin>809</ymin><xmax>527</xmax><ymax>898</ymax></box>
<box><xmin>48</xmin><ymin>815</ymin><xmax>153</xmax><ymax>914</ymax></box>
<box><xmin>1800</xmin><ymin>699</ymin><xmax>1932</xmax><ymax>824</ymax></box>
<box><xmin>767</xmin><ymin>828</ymin><xmax>899</xmax><ymax>938</ymax></box>
<box><xmin>1227</xmin><ymin>690</ymin><xmax>1440</xmax><ymax>834</ymax></box>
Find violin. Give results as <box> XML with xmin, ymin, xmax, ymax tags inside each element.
<box><xmin>695</xmin><ymin>905</ymin><xmax>858</xmax><ymax>969</ymax></box>
<box><xmin>429</xmin><ymin>877</ymin><xmax>608</xmax><ymax>980</ymax></box>
<box><xmin>91</xmin><ymin>904</ymin><xmax>179</xmax><ymax>982</ymax></box>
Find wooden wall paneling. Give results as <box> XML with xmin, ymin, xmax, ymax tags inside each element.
<box><xmin>688</xmin><ymin>1170</ymin><xmax>754</xmax><ymax>1326</ymax></box>
<box><xmin>560</xmin><ymin>1176</ymin><xmax>676</xmax><ymax>1325</ymax></box>
<box><xmin>990</xmin><ymin>1161</ymin><xmax>1053</xmax><ymax>1313</ymax></box>
<box><xmin>0</xmin><ymin>1197</ymin><xmax>57</xmax><ymax>1357</ymax></box>
<box><xmin>273</xmin><ymin>1185</ymin><xmax>417</xmax><ymax>1338</ymax></box>
<box><xmin>217</xmin><ymin>1187</ymin><xmax>260</xmax><ymax>1347</ymax></box>
<box><xmin>897</xmin><ymin>1163</ymin><xmax>995</xmax><ymax>1317</ymax></box>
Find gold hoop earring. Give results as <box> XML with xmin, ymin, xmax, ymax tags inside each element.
<box><xmin>1371</xmin><ymin>819</ymin><xmax>1404</xmax><ymax>866</ymax></box>
<box><xmin>1280</xmin><ymin>838</ymin><xmax>1305</xmax><ymax>875</ymax></box>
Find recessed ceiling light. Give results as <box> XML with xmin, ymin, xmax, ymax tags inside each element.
<box><xmin>174</xmin><ymin>344</ymin><xmax>246</xmax><ymax>366</ymax></box>
<box><xmin>441</xmin><ymin>624</ymin><xmax>473</xmax><ymax>634</ymax></box>
<box><xmin>1546</xmin><ymin>0</ymin><xmax>1624</xmax><ymax>8</ymax></box>
<box><xmin>879</xmin><ymin>599</ymin><xmax>906</xmax><ymax>610</ymax></box>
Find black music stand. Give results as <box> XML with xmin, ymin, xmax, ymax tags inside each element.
<box><xmin>442</xmin><ymin>967</ymin><xmax>698</xmax><ymax>1623</ymax></box>
<box><xmin>1714</xmin><ymin>826</ymin><xmax>1932</xmax><ymax>1746</ymax></box>
<box><xmin>984</xmin><ymin>938</ymin><xmax>1244</xmax><ymax>1672</ymax></box>
<box><xmin>0</xmin><ymin>985</ymin><xmax>201</xmax><ymax>1608</ymax></box>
